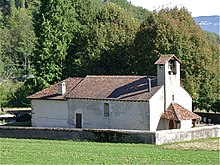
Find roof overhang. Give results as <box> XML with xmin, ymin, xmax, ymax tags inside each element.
<box><xmin>155</xmin><ymin>54</ymin><xmax>181</xmax><ymax>65</ymax></box>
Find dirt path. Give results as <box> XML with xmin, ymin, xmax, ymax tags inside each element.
<box><xmin>162</xmin><ymin>138</ymin><xmax>220</xmax><ymax>151</ymax></box>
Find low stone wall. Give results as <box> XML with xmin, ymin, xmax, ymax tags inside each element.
<box><xmin>0</xmin><ymin>126</ymin><xmax>156</xmax><ymax>144</ymax></box>
<box><xmin>155</xmin><ymin>125</ymin><xmax>220</xmax><ymax>145</ymax></box>
<box><xmin>0</xmin><ymin>125</ymin><xmax>219</xmax><ymax>144</ymax></box>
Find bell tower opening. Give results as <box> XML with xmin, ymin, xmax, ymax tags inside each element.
<box><xmin>168</xmin><ymin>59</ymin><xmax>177</xmax><ymax>75</ymax></box>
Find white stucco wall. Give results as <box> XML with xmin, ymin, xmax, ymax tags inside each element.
<box><xmin>180</xmin><ymin>120</ymin><xmax>192</xmax><ymax>129</ymax></box>
<box><xmin>166</xmin><ymin>85</ymin><xmax>192</xmax><ymax>130</ymax></box>
<box><xmin>31</xmin><ymin>99</ymin><xmax>69</xmax><ymax>127</ymax></box>
<box><xmin>148</xmin><ymin>87</ymin><xmax>164</xmax><ymax>131</ymax></box>
<box><xmin>67</xmin><ymin>99</ymin><xmax>150</xmax><ymax>130</ymax></box>
<box><xmin>157</xmin><ymin>84</ymin><xmax>192</xmax><ymax>130</ymax></box>
<box><xmin>157</xmin><ymin>60</ymin><xmax>192</xmax><ymax>110</ymax></box>
<box><xmin>175</xmin><ymin>86</ymin><xmax>192</xmax><ymax>111</ymax></box>
<box><xmin>164</xmin><ymin>62</ymin><xmax>181</xmax><ymax>109</ymax></box>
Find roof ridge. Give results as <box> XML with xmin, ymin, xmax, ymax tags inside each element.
<box><xmin>155</xmin><ymin>54</ymin><xmax>181</xmax><ymax>64</ymax></box>
<box><xmin>86</xmin><ymin>75</ymin><xmax>156</xmax><ymax>79</ymax></box>
<box><xmin>64</xmin><ymin>77</ymin><xmax>84</xmax><ymax>80</ymax></box>
<box><xmin>172</xmin><ymin>102</ymin><xmax>201</xmax><ymax>120</ymax></box>
<box><xmin>170</xmin><ymin>103</ymin><xmax>179</xmax><ymax>120</ymax></box>
<box><xmin>163</xmin><ymin>102</ymin><xmax>201</xmax><ymax>121</ymax></box>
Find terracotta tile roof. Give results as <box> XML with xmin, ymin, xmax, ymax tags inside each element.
<box><xmin>27</xmin><ymin>77</ymin><xmax>83</xmax><ymax>100</ymax></box>
<box><xmin>154</xmin><ymin>54</ymin><xmax>181</xmax><ymax>64</ymax></box>
<box><xmin>66</xmin><ymin>75</ymin><xmax>161</xmax><ymax>101</ymax></box>
<box><xmin>27</xmin><ymin>75</ymin><xmax>161</xmax><ymax>101</ymax></box>
<box><xmin>161</xmin><ymin>103</ymin><xmax>201</xmax><ymax>121</ymax></box>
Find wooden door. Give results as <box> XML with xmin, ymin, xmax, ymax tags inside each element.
<box><xmin>169</xmin><ymin>120</ymin><xmax>174</xmax><ymax>129</ymax></box>
<box><xmin>76</xmin><ymin>113</ymin><xmax>82</xmax><ymax>128</ymax></box>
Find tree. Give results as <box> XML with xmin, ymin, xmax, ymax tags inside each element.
<box><xmin>104</xmin><ymin>0</ymin><xmax>150</xmax><ymax>23</ymax></box>
<box><xmin>62</xmin><ymin>0</ymin><xmax>101</xmax><ymax>78</ymax></box>
<box><xmin>211</xmin><ymin>99</ymin><xmax>220</xmax><ymax>113</ymax></box>
<box><xmin>131</xmin><ymin>7</ymin><xmax>219</xmax><ymax>111</ymax></box>
<box><xmin>77</xmin><ymin>2</ymin><xmax>139</xmax><ymax>75</ymax></box>
<box><xmin>8</xmin><ymin>77</ymin><xmax>49</xmax><ymax>107</ymax></box>
<box><xmin>33</xmin><ymin>0</ymin><xmax>77</xmax><ymax>84</ymax></box>
<box><xmin>0</xmin><ymin>0</ymin><xmax>36</xmax><ymax>79</ymax></box>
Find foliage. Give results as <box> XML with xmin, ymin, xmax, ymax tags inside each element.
<box><xmin>131</xmin><ymin>7</ymin><xmax>220</xmax><ymax>111</ymax></box>
<box><xmin>62</xmin><ymin>0</ymin><xmax>102</xmax><ymax>78</ymax></box>
<box><xmin>8</xmin><ymin>77</ymin><xmax>49</xmax><ymax>107</ymax></box>
<box><xmin>0</xmin><ymin>0</ymin><xmax>36</xmax><ymax>79</ymax></box>
<box><xmin>0</xmin><ymin>138</ymin><xmax>219</xmax><ymax>164</ymax></box>
<box><xmin>0</xmin><ymin>119</ymin><xmax>7</xmax><ymax>125</ymax></box>
<box><xmin>104</xmin><ymin>0</ymin><xmax>150</xmax><ymax>23</ymax></box>
<box><xmin>211</xmin><ymin>99</ymin><xmax>220</xmax><ymax>113</ymax></box>
<box><xmin>73</xmin><ymin>0</ymin><xmax>101</xmax><ymax>25</ymax></box>
<box><xmin>0</xmin><ymin>80</ymin><xmax>23</xmax><ymax>108</ymax></box>
<box><xmin>0</xmin><ymin>1</ymin><xmax>219</xmax><ymax>112</ymax></box>
<box><xmin>33</xmin><ymin>0</ymin><xmax>77</xmax><ymax>84</ymax></box>
<box><xmin>77</xmin><ymin>2</ymin><xmax>139</xmax><ymax>75</ymax></box>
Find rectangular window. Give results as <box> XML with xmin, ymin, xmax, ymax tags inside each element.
<box><xmin>172</xmin><ymin>95</ymin><xmax>174</xmax><ymax>101</ymax></box>
<box><xmin>104</xmin><ymin>103</ymin><xmax>110</xmax><ymax>117</ymax></box>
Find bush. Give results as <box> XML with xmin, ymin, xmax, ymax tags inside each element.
<box><xmin>8</xmin><ymin>77</ymin><xmax>49</xmax><ymax>107</ymax></box>
<box><xmin>0</xmin><ymin>80</ymin><xmax>24</xmax><ymax>108</ymax></box>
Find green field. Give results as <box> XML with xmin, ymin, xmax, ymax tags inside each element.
<box><xmin>0</xmin><ymin>138</ymin><xmax>219</xmax><ymax>164</ymax></box>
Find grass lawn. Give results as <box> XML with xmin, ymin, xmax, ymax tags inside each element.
<box><xmin>0</xmin><ymin>138</ymin><xmax>219</xmax><ymax>164</ymax></box>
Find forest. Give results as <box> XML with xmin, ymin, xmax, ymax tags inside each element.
<box><xmin>0</xmin><ymin>0</ymin><xmax>219</xmax><ymax>112</ymax></box>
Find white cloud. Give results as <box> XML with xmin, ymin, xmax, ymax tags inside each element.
<box><xmin>129</xmin><ymin>0</ymin><xmax>220</xmax><ymax>17</ymax></box>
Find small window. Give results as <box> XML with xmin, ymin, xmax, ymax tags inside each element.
<box><xmin>104</xmin><ymin>103</ymin><xmax>110</xmax><ymax>117</ymax></box>
<box><xmin>172</xmin><ymin>95</ymin><xmax>174</xmax><ymax>101</ymax></box>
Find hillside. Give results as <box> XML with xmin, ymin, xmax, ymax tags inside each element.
<box><xmin>194</xmin><ymin>15</ymin><xmax>220</xmax><ymax>35</ymax></box>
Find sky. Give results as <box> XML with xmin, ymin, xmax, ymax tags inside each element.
<box><xmin>129</xmin><ymin>0</ymin><xmax>220</xmax><ymax>17</ymax></box>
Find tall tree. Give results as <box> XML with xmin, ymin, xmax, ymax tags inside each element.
<box><xmin>77</xmin><ymin>2</ymin><xmax>139</xmax><ymax>75</ymax></box>
<box><xmin>33</xmin><ymin>0</ymin><xmax>77</xmax><ymax>84</ymax></box>
<box><xmin>62</xmin><ymin>0</ymin><xmax>101</xmax><ymax>78</ymax></box>
<box><xmin>0</xmin><ymin>0</ymin><xmax>36</xmax><ymax>79</ymax></box>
